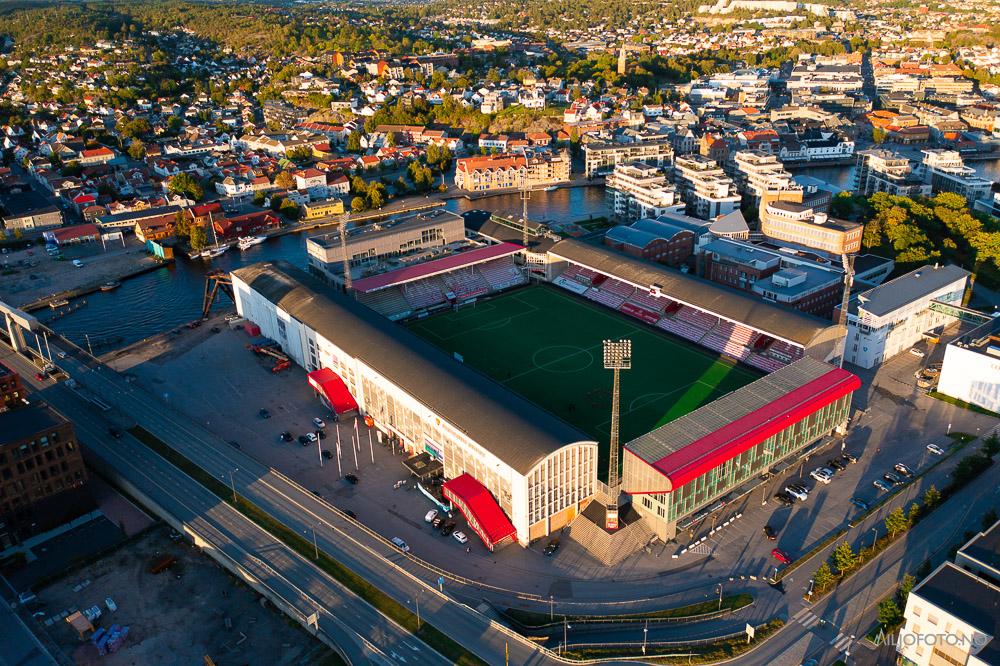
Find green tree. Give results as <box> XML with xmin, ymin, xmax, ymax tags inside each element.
<box><xmin>350</xmin><ymin>196</ymin><xmax>368</xmax><ymax>213</ymax></box>
<box><xmin>385</xmin><ymin>131</ymin><xmax>397</xmax><ymax>148</ymax></box>
<box><xmin>924</xmin><ymin>485</ymin><xmax>941</xmax><ymax>507</ymax></box>
<box><xmin>119</xmin><ymin>117</ymin><xmax>152</xmax><ymax>140</ymax></box>
<box><xmin>897</xmin><ymin>574</ymin><xmax>916</xmax><ymax>607</ymax></box>
<box><xmin>167</xmin><ymin>172</ymin><xmax>203</xmax><ymax>201</ymax></box>
<box><xmin>189</xmin><ymin>225</ymin><xmax>208</xmax><ymax>251</ymax></box>
<box><xmin>885</xmin><ymin>507</ymin><xmax>909</xmax><ymax>538</ymax></box>
<box><xmin>831</xmin><ymin>540</ymin><xmax>857</xmax><ymax>574</ymax></box>
<box><xmin>367</xmin><ymin>182</ymin><xmax>387</xmax><ymax>209</ymax></box>
<box><xmin>877</xmin><ymin>598</ymin><xmax>902</xmax><ymax>628</ymax></box>
<box><xmin>982</xmin><ymin>433</ymin><xmax>1000</xmax><ymax>457</ymax></box>
<box><xmin>252</xmin><ymin>190</ymin><xmax>266</xmax><ymax>207</ymax></box>
<box><xmin>166</xmin><ymin>115</ymin><xmax>184</xmax><ymax>134</ymax></box>
<box><xmin>872</xmin><ymin>126</ymin><xmax>888</xmax><ymax>144</ymax></box>
<box><xmin>346</xmin><ymin>131</ymin><xmax>362</xmax><ymax>153</ymax></box>
<box><xmin>279</xmin><ymin>198</ymin><xmax>300</xmax><ymax>219</ymax></box>
<box><xmin>127</xmin><ymin>139</ymin><xmax>146</xmax><ymax>160</ymax></box>
<box><xmin>286</xmin><ymin>146</ymin><xmax>313</xmax><ymax>163</ymax></box>
<box><xmin>813</xmin><ymin>562</ymin><xmax>835</xmax><ymax>591</ymax></box>
<box><xmin>907</xmin><ymin>503</ymin><xmax>921</xmax><ymax>526</ymax></box>
<box><xmin>173</xmin><ymin>211</ymin><xmax>190</xmax><ymax>239</ymax></box>
<box><xmin>274</xmin><ymin>171</ymin><xmax>295</xmax><ymax>190</ymax></box>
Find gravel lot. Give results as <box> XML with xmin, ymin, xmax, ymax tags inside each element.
<box><xmin>32</xmin><ymin>525</ymin><xmax>337</xmax><ymax>666</ymax></box>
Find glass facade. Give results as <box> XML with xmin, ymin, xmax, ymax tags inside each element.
<box><xmin>635</xmin><ymin>392</ymin><xmax>852</xmax><ymax>537</ymax></box>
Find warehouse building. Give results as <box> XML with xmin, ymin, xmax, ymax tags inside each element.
<box><xmin>231</xmin><ymin>262</ymin><xmax>598</xmax><ymax>546</ymax></box>
<box><xmin>936</xmin><ymin>316</ymin><xmax>1000</xmax><ymax>414</ymax></box>
<box><xmin>623</xmin><ymin>357</ymin><xmax>860</xmax><ymax>541</ymax></box>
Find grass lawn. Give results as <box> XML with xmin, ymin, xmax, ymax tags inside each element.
<box><xmin>407</xmin><ymin>285</ymin><xmax>759</xmax><ymax>471</ymax></box>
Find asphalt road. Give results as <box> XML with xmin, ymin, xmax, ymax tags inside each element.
<box><xmin>3</xmin><ymin>340</ymin><xmax>609</xmax><ymax>665</ymax></box>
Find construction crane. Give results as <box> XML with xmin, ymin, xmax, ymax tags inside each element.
<box><xmin>835</xmin><ymin>253</ymin><xmax>855</xmax><ymax>368</ymax></box>
<box><xmin>201</xmin><ymin>270</ymin><xmax>234</xmax><ymax>320</ymax></box>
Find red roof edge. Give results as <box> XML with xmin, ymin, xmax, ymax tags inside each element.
<box><xmin>352</xmin><ymin>243</ymin><xmax>523</xmax><ymax>293</ymax></box>
<box><xmin>652</xmin><ymin>368</ymin><xmax>860</xmax><ymax>490</ymax></box>
<box><xmin>442</xmin><ymin>473</ymin><xmax>516</xmax><ymax>548</ymax></box>
<box><xmin>307</xmin><ymin>368</ymin><xmax>359</xmax><ymax>414</ymax></box>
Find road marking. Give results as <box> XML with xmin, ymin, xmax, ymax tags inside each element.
<box><xmin>830</xmin><ymin>632</ymin><xmax>845</xmax><ymax>646</ymax></box>
<box><xmin>799</xmin><ymin>612</ymin><xmax>820</xmax><ymax>628</ymax></box>
<box><xmin>833</xmin><ymin>634</ymin><xmax>853</xmax><ymax>651</ymax></box>
<box><xmin>792</xmin><ymin>607</ymin><xmax>811</xmax><ymax>621</ymax></box>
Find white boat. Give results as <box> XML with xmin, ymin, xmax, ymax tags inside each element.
<box><xmin>543</xmin><ymin>185</ymin><xmax>558</xmax><ymax>191</ymax></box>
<box><xmin>200</xmin><ymin>244</ymin><xmax>230</xmax><ymax>258</ymax></box>
<box><xmin>237</xmin><ymin>235</ymin><xmax>267</xmax><ymax>251</ymax></box>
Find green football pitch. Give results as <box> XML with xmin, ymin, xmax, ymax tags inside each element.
<box><xmin>406</xmin><ymin>285</ymin><xmax>760</xmax><ymax>451</ymax></box>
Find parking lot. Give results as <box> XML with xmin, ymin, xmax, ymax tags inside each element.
<box><xmin>27</xmin><ymin>524</ymin><xmax>334</xmax><ymax>666</ymax></box>
<box><xmin>107</xmin><ymin>317</ymin><xmax>999</xmax><ymax>597</ymax></box>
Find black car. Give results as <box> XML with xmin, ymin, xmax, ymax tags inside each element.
<box><xmin>787</xmin><ymin>483</ymin><xmax>810</xmax><ymax>494</ymax></box>
<box><xmin>344</xmin><ymin>474</ymin><xmax>359</xmax><ymax>485</ymax></box>
<box><xmin>298</xmin><ymin>435</ymin><xmax>309</xmax><ymax>445</ymax></box>
<box><xmin>321</xmin><ymin>450</ymin><xmax>333</xmax><ymax>460</ymax></box>
<box><xmin>828</xmin><ymin>458</ymin><xmax>846</xmax><ymax>471</ymax></box>
<box><xmin>258</xmin><ymin>408</ymin><xmax>271</xmax><ymax>419</ymax></box>
<box><xmin>317</xmin><ymin>429</ymin><xmax>327</xmax><ymax>440</ymax></box>
<box><xmin>843</xmin><ymin>453</ymin><xmax>858</xmax><ymax>464</ymax></box>
<box><xmin>774</xmin><ymin>492</ymin><xmax>794</xmax><ymax>506</ymax></box>
<box><xmin>763</xmin><ymin>525</ymin><xmax>777</xmax><ymax>540</ymax></box>
<box><xmin>228</xmin><ymin>440</ymin><xmax>241</xmax><ymax>449</ymax></box>
<box><xmin>343</xmin><ymin>509</ymin><xmax>357</xmax><ymax>519</ymax></box>
<box><xmin>280</xmin><ymin>431</ymin><xmax>293</xmax><ymax>442</ymax></box>
<box><xmin>439</xmin><ymin>521</ymin><xmax>456</xmax><ymax>536</ymax></box>
<box><xmin>431</xmin><ymin>516</ymin><xmax>445</xmax><ymax>529</ymax></box>
<box><xmin>543</xmin><ymin>539</ymin><xmax>560</xmax><ymax>556</ymax></box>
<box><xmin>883</xmin><ymin>472</ymin><xmax>903</xmax><ymax>485</ymax></box>
<box><xmin>107</xmin><ymin>426</ymin><xmax>123</xmax><ymax>439</ymax></box>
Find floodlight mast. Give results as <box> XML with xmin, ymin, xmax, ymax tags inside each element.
<box><xmin>603</xmin><ymin>339</ymin><xmax>631</xmax><ymax>495</ymax></box>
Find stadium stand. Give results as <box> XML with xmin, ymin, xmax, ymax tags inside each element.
<box><xmin>356</xmin><ymin>288</ymin><xmax>413</xmax><ymax>320</ymax></box>
<box><xmin>628</xmin><ymin>290</ymin><xmax>669</xmax><ymax>313</ymax></box>
<box><xmin>585</xmin><ymin>286</ymin><xmax>629</xmax><ymax>309</ymax></box>
<box><xmin>479</xmin><ymin>259</ymin><xmax>527</xmax><ymax>291</ymax></box>
<box><xmin>442</xmin><ymin>269</ymin><xmax>491</xmax><ymax>300</ymax></box>
<box><xmin>403</xmin><ymin>280</ymin><xmax>447</xmax><ymax>309</ymax></box>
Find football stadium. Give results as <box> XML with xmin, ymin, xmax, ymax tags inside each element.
<box><xmin>406</xmin><ymin>285</ymin><xmax>760</xmax><ymax>460</ymax></box>
<box><xmin>231</xmin><ymin>220</ymin><xmax>857</xmax><ymax>554</ymax></box>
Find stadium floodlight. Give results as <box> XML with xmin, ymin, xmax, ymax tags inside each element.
<box><xmin>603</xmin><ymin>339</ymin><xmax>632</xmax><ymax>370</ymax></box>
<box><xmin>603</xmin><ymin>340</ymin><xmax>632</xmax><ymax>514</ymax></box>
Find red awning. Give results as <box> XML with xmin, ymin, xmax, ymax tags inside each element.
<box><xmin>652</xmin><ymin>368</ymin><xmax>861</xmax><ymax>490</ymax></box>
<box><xmin>307</xmin><ymin>368</ymin><xmax>358</xmax><ymax>415</ymax></box>
<box><xmin>442</xmin><ymin>473</ymin><xmax>516</xmax><ymax>550</ymax></box>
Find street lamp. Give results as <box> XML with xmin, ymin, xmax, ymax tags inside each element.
<box><xmin>716</xmin><ymin>583</ymin><xmax>723</xmax><ymax>611</ymax></box>
<box><xmin>226</xmin><ymin>468</ymin><xmax>239</xmax><ymax>503</ymax></box>
<box><xmin>562</xmin><ymin>617</ymin><xmax>571</xmax><ymax>655</ymax></box>
<box><xmin>871</xmin><ymin>527</ymin><xmax>878</xmax><ymax>554</ymax></box>
<box><xmin>642</xmin><ymin>619</ymin><xmax>648</xmax><ymax>655</ymax></box>
<box><xmin>549</xmin><ymin>595</ymin><xmax>554</xmax><ymax>621</ymax></box>
<box><xmin>307</xmin><ymin>525</ymin><xmax>319</xmax><ymax>560</ymax></box>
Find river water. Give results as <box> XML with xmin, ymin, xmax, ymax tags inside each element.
<box><xmin>45</xmin><ymin>162</ymin><xmax>998</xmax><ymax>351</ymax></box>
<box><xmin>47</xmin><ymin>187</ymin><xmax>610</xmax><ymax>350</ymax></box>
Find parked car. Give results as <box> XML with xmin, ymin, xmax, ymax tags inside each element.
<box><xmin>883</xmin><ymin>472</ymin><xmax>903</xmax><ymax>485</ymax></box>
<box><xmin>305</xmin><ymin>432</ymin><xmax>318</xmax><ymax>443</ymax></box>
<box><xmin>818</xmin><ymin>466</ymin><xmax>836</xmax><ymax>477</ymax></box>
<box><xmin>810</xmin><ymin>469</ymin><xmax>832</xmax><ymax>484</ymax></box>
<box><xmin>763</xmin><ymin>525</ymin><xmax>777</xmax><ymax>541</ymax></box>
<box><xmin>873</xmin><ymin>479</ymin><xmax>893</xmax><ymax>492</ymax></box>
<box><xmin>321</xmin><ymin>450</ymin><xmax>333</xmax><ymax>460</ymax></box>
<box><xmin>543</xmin><ymin>539</ymin><xmax>560</xmax><ymax>556</ymax></box>
<box><xmin>787</xmin><ymin>483</ymin><xmax>811</xmax><ymax>494</ymax></box>
<box><xmin>258</xmin><ymin>408</ymin><xmax>270</xmax><ymax>419</ymax></box>
<box><xmin>343</xmin><ymin>509</ymin><xmax>357</xmax><ymax>520</ymax></box>
<box><xmin>104</xmin><ymin>597</ymin><xmax>117</xmax><ymax>613</ymax></box>
<box><xmin>439</xmin><ymin>521</ymin><xmax>456</xmax><ymax>536</ymax></box>
<box><xmin>894</xmin><ymin>463</ymin><xmax>913</xmax><ymax>477</ymax></box>
<box><xmin>298</xmin><ymin>435</ymin><xmax>309</xmax><ymax>445</ymax></box>
<box><xmin>827</xmin><ymin>458</ymin><xmax>846</xmax><ymax>471</ymax></box>
<box><xmin>344</xmin><ymin>474</ymin><xmax>359</xmax><ymax>485</ymax></box>
<box><xmin>785</xmin><ymin>486</ymin><xmax>808</xmax><ymax>502</ymax></box>
<box><xmin>390</xmin><ymin>537</ymin><xmax>409</xmax><ymax>553</ymax></box>
<box><xmin>72</xmin><ymin>259</ymin><xmax>84</xmax><ymax>268</ymax></box>
<box><xmin>424</xmin><ymin>509</ymin><xmax>438</xmax><ymax>523</ymax></box>
<box><xmin>774</xmin><ymin>492</ymin><xmax>794</xmax><ymax>506</ymax></box>
<box><xmin>909</xmin><ymin>347</ymin><xmax>925</xmax><ymax>357</ymax></box>
<box><xmin>280</xmin><ymin>431</ymin><xmax>293</xmax><ymax>442</ymax></box>
<box><xmin>432</xmin><ymin>516</ymin><xmax>445</xmax><ymax>529</ymax></box>
<box><xmin>317</xmin><ymin>429</ymin><xmax>327</xmax><ymax>439</ymax></box>
<box><xmin>312</xmin><ymin>417</ymin><xmax>326</xmax><ymax>429</ymax></box>
<box><xmin>926</xmin><ymin>443</ymin><xmax>944</xmax><ymax>455</ymax></box>
<box><xmin>850</xmin><ymin>497</ymin><xmax>869</xmax><ymax>511</ymax></box>
<box><xmin>843</xmin><ymin>453</ymin><xmax>859</xmax><ymax>464</ymax></box>
<box><xmin>771</xmin><ymin>548</ymin><xmax>792</xmax><ymax>565</ymax></box>
<box><xmin>453</xmin><ymin>531</ymin><xmax>469</xmax><ymax>545</ymax></box>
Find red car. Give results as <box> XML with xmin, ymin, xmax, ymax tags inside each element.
<box><xmin>771</xmin><ymin>548</ymin><xmax>792</xmax><ymax>565</ymax></box>
<box><xmin>34</xmin><ymin>372</ymin><xmax>46</xmax><ymax>381</ymax></box>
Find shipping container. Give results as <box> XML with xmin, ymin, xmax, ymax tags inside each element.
<box><xmin>244</xmin><ymin>322</ymin><xmax>261</xmax><ymax>337</ymax></box>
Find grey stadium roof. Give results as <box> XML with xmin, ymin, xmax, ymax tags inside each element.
<box><xmin>232</xmin><ymin>261</ymin><xmax>594</xmax><ymax>475</ymax></box>
<box><xmin>626</xmin><ymin>356</ymin><xmax>838</xmax><ymax>465</ymax></box>
<box><xmin>549</xmin><ymin>238</ymin><xmax>839</xmax><ymax>347</ymax></box>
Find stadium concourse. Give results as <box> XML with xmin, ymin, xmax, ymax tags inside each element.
<box><xmin>230</xmin><ymin>231</ymin><xmax>856</xmax><ymax>554</ymax></box>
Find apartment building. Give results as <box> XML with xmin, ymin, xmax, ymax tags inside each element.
<box><xmin>700</xmin><ymin>237</ymin><xmax>844</xmax><ymax>317</ymax></box>
<box><xmin>672</xmin><ymin>155</ymin><xmax>741</xmax><ymax>220</ymax></box>
<box><xmin>854</xmin><ymin>150</ymin><xmax>932</xmax><ymax>199</ymax></box>
<box><xmin>787</xmin><ymin>56</ymin><xmax>864</xmax><ymax>96</ymax></box>
<box><xmin>605</xmin><ymin>163</ymin><xmax>684</xmax><ymax>221</ymax></box>
<box><xmin>583</xmin><ymin>139</ymin><xmax>674</xmax><ymax>178</ymax></box>
<box><xmin>760</xmin><ymin>201</ymin><xmax>863</xmax><ymax>255</ymax></box>
<box><xmin>731</xmin><ymin>151</ymin><xmax>804</xmax><ymax>211</ymax></box>
<box><xmin>0</xmin><ymin>405</ymin><xmax>90</xmax><ymax>547</ymax></box>
<box><xmin>301</xmin><ymin>198</ymin><xmax>345</xmax><ymax>222</ymax></box>
<box><xmin>0</xmin><ymin>363</ymin><xmax>23</xmax><ymax>412</ymax></box>
<box><xmin>454</xmin><ymin>151</ymin><xmax>571</xmax><ymax>192</ymax></box>
<box><xmin>306</xmin><ymin>210</ymin><xmax>466</xmax><ymax>284</ymax></box>
<box><xmin>920</xmin><ymin>150</ymin><xmax>993</xmax><ymax>204</ymax></box>
<box><xmin>896</xmin><ymin>520</ymin><xmax>1000</xmax><ymax>666</ymax></box>
<box><xmin>840</xmin><ymin>264</ymin><xmax>969</xmax><ymax>369</ymax></box>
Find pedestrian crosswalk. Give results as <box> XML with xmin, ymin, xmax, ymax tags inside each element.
<box><xmin>791</xmin><ymin>607</ymin><xmax>854</xmax><ymax>654</ymax></box>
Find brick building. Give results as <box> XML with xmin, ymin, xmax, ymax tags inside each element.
<box><xmin>0</xmin><ymin>406</ymin><xmax>91</xmax><ymax>547</ymax></box>
<box><xmin>0</xmin><ymin>363</ymin><xmax>24</xmax><ymax>411</ymax></box>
